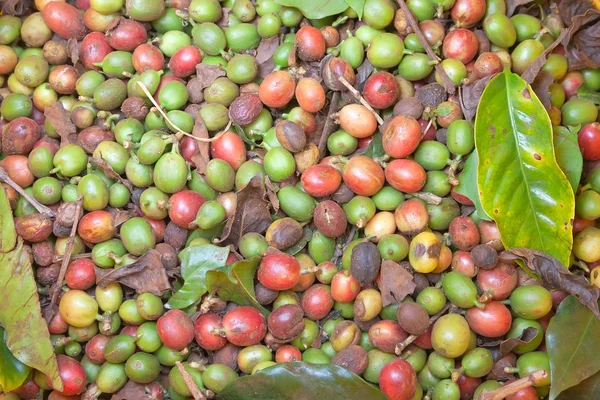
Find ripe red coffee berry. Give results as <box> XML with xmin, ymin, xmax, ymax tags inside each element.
<box><xmin>382</xmin><ymin>115</ymin><xmax>422</xmax><ymax>159</ymax></box>
<box><xmin>47</xmin><ymin>355</ymin><xmax>86</xmax><ymax>396</ymax></box>
<box><xmin>363</xmin><ymin>71</ymin><xmax>400</xmax><ymax>109</ymax></box>
<box><xmin>578</xmin><ymin>122</ymin><xmax>600</xmax><ymax>161</ymax></box>
<box><xmin>195</xmin><ymin>313</ymin><xmax>227</xmax><ymax>351</ymax></box>
<box><xmin>379</xmin><ymin>359</ymin><xmax>418</xmax><ymax>400</ymax></box>
<box><xmin>258</xmin><ymin>252</ymin><xmax>301</xmax><ymax>291</ymax></box>
<box><xmin>295</xmin><ymin>26</ymin><xmax>326</xmax><ymax>62</ymax></box>
<box><xmin>156</xmin><ymin>309</ymin><xmax>195</xmax><ymax>350</ymax></box>
<box><xmin>222</xmin><ymin>306</ymin><xmax>267</xmax><ymax>346</ymax></box>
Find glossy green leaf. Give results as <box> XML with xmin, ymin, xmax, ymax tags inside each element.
<box><xmin>166</xmin><ymin>244</ymin><xmax>230</xmax><ymax>309</ymax></box>
<box><xmin>454</xmin><ymin>151</ymin><xmax>492</xmax><ymax>221</ymax></box>
<box><xmin>217</xmin><ymin>362</ymin><xmax>387</xmax><ymax>400</ymax></box>
<box><xmin>0</xmin><ymin>183</ymin><xmax>16</xmax><ymax>253</ymax></box>
<box><xmin>0</xmin><ymin>327</ymin><xmax>31</xmax><ymax>392</ymax></box>
<box><xmin>553</xmin><ymin>125</ymin><xmax>583</xmax><ymax>192</ymax></box>
<box><xmin>206</xmin><ymin>257</ymin><xmax>269</xmax><ymax>316</ymax></box>
<box><xmin>0</xmin><ymin>239</ymin><xmax>62</xmax><ymax>390</ymax></box>
<box><xmin>475</xmin><ymin>70</ymin><xmax>575</xmax><ymax>268</ymax></box>
<box><xmin>365</xmin><ymin>132</ymin><xmax>385</xmax><ymax>159</ymax></box>
<box><xmin>557</xmin><ymin>370</ymin><xmax>600</xmax><ymax>400</ymax></box>
<box><xmin>274</xmin><ymin>0</ymin><xmax>349</xmax><ymax>19</ymax></box>
<box><xmin>345</xmin><ymin>0</ymin><xmax>365</xmax><ymax>18</ymax></box>
<box><xmin>546</xmin><ymin>296</ymin><xmax>600</xmax><ymax>400</ymax></box>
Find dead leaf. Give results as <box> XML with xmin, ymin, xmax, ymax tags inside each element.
<box><xmin>95</xmin><ymin>249</ymin><xmax>171</xmax><ymax>295</ymax></box>
<box><xmin>459</xmin><ymin>74</ymin><xmax>496</xmax><ymax>122</ymax></box>
<box><xmin>190</xmin><ymin>114</ymin><xmax>210</xmax><ymax>174</ymax></box>
<box><xmin>222</xmin><ymin>176</ymin><xmax>272</xmax><ymax>248</ymax></box>
<box><xmin>531</xmin><ymin>71</ymin><xmax>555</xmax><ymax>109</ymax></box>
<box><xmin>44</xmin><ymin>102</ymin><xmax>77</xmax><ymax>147</ymax></box>
<box><xmin>67</xmin><ymin>39</ymin><xmax>80</xmax><ymax>66</ymax></box>
<box><xmin>379</xmin><ymin>260</ymin><xmax>416</xmax><ymax>307</ymax></box>
<box><xmin>89</xmin><ymin>157</ymin><xmax>133</xmax><ymax>192</ymax></box>
<box><xmin>256</xmin><ymin>36</ymin><xmax>279</xmax><ymax>79</ymax></box>
<box><xmin>191</xmin><ymin>64</ymin><xmax>226</xmax><ymax>96</ymax></box>
<box><xmin>559</xmin><ymin>2</ymin><xmax>600</xmax><ymax>69</ymax></box>
<box><xmin>499</xmin><ymin>326</ymin><xmax>540</xmax><ymax>355</ymax></box>
<box><xmin>218</xmin><ymin>7</ymin><xmax>232</xmax><ymax>27</ymax></box>
<box><xmin>506</xmin><ymin>0</ymin><xmax>533</xmax><ymax>16</ymax></box>
<box><xmin>112</xmin><ymin>381</ymin><xmax>162</xmax><ymax>400</ymax></box>
<box><xmin>288</xmin><ymin>42</ymin><xmax>298</xmax><ymax>67</ymax></box>
<box><xmin>264</xmin><ymin>176</ymin><xmax>280</xmax><ymax>213</ymax></box>
<box><xmin>1</xmin><ymin>0</ymin><xmax>31</xmax><ymax>15</ymax></box>
<box><xmin>487</xmin><ymin>353</ymin><xmax>517</xmax><ymax>381</ymax></box>
<box><xmin>502</xmin><ymin>248</ymin><xmax>600</xmax><ymax>318</ymax></box>
<box><xmin>356</xmin><ymin>59</ymin><xmax>374</xmax><ymax>91</ymax></box>
<box><xmin>522</xmin><ymin>29</ymin><xmax>568</xmax><ymax>83</ymax></box>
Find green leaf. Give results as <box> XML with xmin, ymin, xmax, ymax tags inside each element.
<box><xmin>576</xmin><ymin>84</ymin><xmax>600</xmax><ymax>106</ymax></box>
<box><xmin>274</xmin><ymin>0</ymin><xmax>349</xmax><ymax>20</ymax></box>
<box><xmin>166</xmin><ymin>244</ymin><xmax>230</xmax><ymax>309</ymax></box>
<box><xmin>0</xmin><ymin>239</ymin><xmax>62</xmax><ymax>390</ymax></box>
<box><xmin>217</xmin><ymin>362</ymin><xmax>387</xmax><ymax>400</ymax></box>
<box><xmin>345</xmin><ymin>0</ymin><xmax>365</xmax><ymax>18</ymax></box>
<box><xmin>546</xmin><ymin>296</ymin><xmax>600</xmax><ymax>400</ymax></box>
<box><xmin>557</xmin><ymin>370</ymin><xmax>600</xmax><ymax>400</ymax></box>
<box><xmin>553</xmin><ymin>125</ymin><xmax>583</xmax><ymax>192</ymax></box>
<box><xmin>232</xmin><ymin>124</ymin><xmax>258</xmax><ymax>147</ymax></box>
<box><xmin>206</xmin><ymin>257</ymin><xmax>270</xmax><ymax>316</ymax></box>
<box><xmin>0</xmin><ymin>327</ymin><xmax>31</xmax><ymax>392</ymax></box>
<box><xmin>454</xmin><ymin>151</ymin><xmax>492</xmax><ymax>221</ymax></box>
<box><xmin>364</xmin><ymin>132</ymin><xmax>385</xmax><ymax>159</ymax></box>
<box><xmin>0</xmin><ymin>183</ymin><xmax>16</xmax><ymax>253</ymax></box>
<box><xmin>475</xmin><ymin>70</ymin><xmax>575</xmax><ymax>268</ymax></box>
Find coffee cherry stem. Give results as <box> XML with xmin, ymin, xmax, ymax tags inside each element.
<box><xmin>137</xmin><ymin>81</ymin><xmax>230</xmax><ymax>143</ymax></box>
<box><xmin>447</xmin><ymin>155</ymin><xmax>463</xmax><ymax>186</ymax></box>
<box><xmin>406</xmin><ymin>191</ymin><xmax>443</xmax><ymax>205</ymax></box>
<box><xmin>176</xmin><ymin>361</ymin><xmax>207</xmax><ymax>400</ymax></box>
<box><xmin>331</xmin><ymin>15</ymin><xmax>348</xmax><ymax>28</ymax></box>
<box><xmin>0</xmin><ymin>167</ymin><xmax>56</xmax><ymax>218</ymax></box>
<box><xmin>337</xmin><ymin>76</ymin><xmax>384</xmax><ymax>125</ymax></box>
<box><xmin>395</xmin><ymin>0</ymin><xmax>456</xmax><ymax>94</ymax></box>
<box><xmin>580</xmin><ymin>183</ymin><xmax>591</xmax><ymax>192</ymax></box>
<box><xmin>478</xmin><ymin>370</ymin><xmax>548</xmax><ymax>400</ymax></box>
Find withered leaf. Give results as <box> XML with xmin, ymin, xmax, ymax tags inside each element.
<box><xmin>559</xmin><ymin>2</ymin><xmax>600</xmax><ymax>70</ymax></box>
<box><xmin>1</xmin><ymin>0</ymin><xmax>31</xmax><ymax>15</ymax></box>
<box><xmin>190</xmin><ymin>113</ymin><xmax>210</xmax><ymax>175</ymax></box>
<box><xmin>477</xmin><ymin>337</ymin><xmax>503</xmax><ymax>348</ymax></box>
<box><xmin>264</xmin><ymin>176</ymin><xmax>280</xmax><ymax>213</ymax></box>
<box><xmin>288</xmin><ymin>42</ymin><xmax>298</xmax><ymax>67</ymax></box>
<box><xmin>192</xmin><ymin>64</ymin><xmax>226</xmax><ymax>94</ymax></box>
<box><xmin>459</xmin><ymin>74</ymin><xmax>496</xmax><ymax>122</ymax></box>
<box><xmin>66</xmin><ymin>39</ymin><xmax>80</xmax><ymax>66</ymax></box>
<box><xmin>379</xmin><ymin>260</ymin><xmax>416</xmax><ymax>307</ymax></box>
<box><xmin>218</xmin><ymin>7</ymin><xmax>232</xmax><ymax>27</ymax></box>
<box><xmin>44</xmin><ymin>102</ymin><xmax>77</xmax><ymax>147</ymax></box>
<box><xmin>503</xmin><ymin>248</ymin><xmax>600</xmax><ymax>319</ymax></box>
<box><xmin>222</xmin><ymin>176</ymin><xmax>272</xmax><ymax>248</ymax></box>
<box><xmin>506</xmin><ymin>0</ymin><xmax>533</xmax><ymax>17</ymax></box>
<box><xmin>356</xmin><ymin>59</ymin><xmax>374</xmax><ymax>91</ymax></box>
<box><xmin>112</xmin><ymin>381</ymin><xmax>161</xmax><ymax>400</ymax></box>
<box><xmin>90</xmin><ymin>157</ymin><xmax>133</xmax><ymax>192</ymax></box>
<box><xmin>95</xmin><ymin>249</ymin><xmax>171</xmax><ymax>295</ymax></box>
<box><xmin>499</xmin><ymin>326</ymin><xmax>540</xmax><ymax>355</ymax></box>
<box><xmin>531</xmin><ymin>71</ymin><xmax>555</xmax><ymax>109</ymax></box>
<box><xmin>256</xmin><ymin>36</ymin><xmax>279</xmax><ymax>79</ymax></box>
<box><xmin>488</xmin><ymin>354</ymin><xmax>517</xmax><ymax>381</ymax></box>
<box><xmin>522</xmin><ymin>29</ymin><xmax>568</xmax><ymax>84</ymax></box>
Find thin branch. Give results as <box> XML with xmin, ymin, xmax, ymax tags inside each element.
<box><xmin>477</xmin><ymin>370</ymin><xmax>548</xmax><ymax>400</ymax></box>
<box><xmin>318</xmin><ymin>91</ymin><xmax>341</xmax><ymax>160</ymax></box>
<box><xmin>0</xmin><ymin>167</ymin><xmax>55</xmax><ymax>217</ymax></box>
<box><xmin>137</xmin><ymin>81</ymin><xmax>226</xmax><ymax>143</ymax></box>
<box><xmin>45</xmin><ymin>196</ymin><xmax>83</xmax><ymax>323</ymax></box>
<box><xmin>396</xmin><ymin>304</ymin><xmax>449</xmax><ymax>355</ymax></box>
<box><xmin>521</xmin><ymin>28</ymin><xmax>568</xmax><ymax>83</ymax></box>
<box><xmin>176</xmin><ymin>361</ymin><xmax>206</xmax><ymax>400</ymax></box>
<box><xmin>395</xmin><ymin>0</ymin><xmax>456</xmax><ymax>94</ymax></box>
<box><xmin>407</xmin><ymin>192</ymin><xmax>443</xmax><ymax>205</ymax></box>
<box><xmin>53</xmin><ymin>252</ymin><xmax>93</xmax><ymax>263</ymax></box>
<box><xmin>338</xmin><ymin>76</ymin><xmax>384</xmax><ymax>125</ymax></box>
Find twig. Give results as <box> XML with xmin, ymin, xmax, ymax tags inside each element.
<box><xmin>396</xmin><ymin>304</ymin><xmax>449</xmax><ymax>355</ymax></box>
<box><xmin>318</xmin><ymin>91</ymin><xmax>341</xmax><ymax>160</ymax></box>
<box><xmin>395</xmin><ymin>0</ymin><xmax>455</xmax><ymax>94</ymax></box>
<box><xmin>407</xmin><ymin>192</ymin><xmax>443</xmax><ymax>205</ymax></box>
<box><xmin>176</xmin><ymin>361</ymin><xmax>206</xmax><ymax>400</ymax></box>
<box><xmin>0</xmin><ymin>167</ymin><xmax>55</xmax><ymax>217</ymax></box>
<box><xmin>53</xmin><ymin>252</ymin><xmax>93</xmax><ymax>263</ymax></box>
<box><xmin>337</xmin><ymin>76</ymin><xmax>384</xmax><ymax>125</ymax></box>
<box><xmin>136</xmin><ymin>81</ymin><xmax>226</xmax><ymax>143</ymax></box>
<box><xmin>477</xmin><ymin>370</ymin><xmax>548</xmax><ymax>400</ymax></box>
<box><xmin>45</xmin><ymin>196</ymin><xmax>83</xmax><ymax>323</ymax></box>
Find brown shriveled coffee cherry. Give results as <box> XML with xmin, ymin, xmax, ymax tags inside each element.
<box><xmin>471</xmin><ymin>244</ymin><xmax>498</xmax><ymax>270</ymax></box>
<box><xmin>396</xmin><ymin>302</ymin><xmax>430</xmax><ymax>336</ymax></box>
<box><xmin>332</xmin><ymin>345</ymin><xmax>369</xmax><ymax>375</ymax></box>
<box><xmin>313</xmin><ymin>200</ymin><xmax>347</xmax><ymax>238</ymax></box>
<box><xmin>275</xmin><ymin>120</ymin><xmax>306</xmax><ymax>153</ymax></box>
<box><xmin>267</xmin><ymin>304</ymin><xmax>305</xmax><ymax>341</ymax></box>
<box><xmin>229</xmin><ymin>93</ymin><xmax>263</xmax><ymax>126</ymax></box>
<box><xmin>350</xmin><ymin>241</ymin><xmax>381</xmax><ymax>285</ymax></box>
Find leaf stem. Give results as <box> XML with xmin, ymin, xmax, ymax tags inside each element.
<box><xmin>407</xmin><ymin>192</ymin><xmax>443</xmax><ymax>205</ymax></box>
<box><xmin>395</xmin><ymin>0</ymin><xmax>455</xmax><ymax>94</ymax></box>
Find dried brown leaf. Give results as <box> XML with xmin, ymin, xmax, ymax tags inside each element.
<box><xmin>66</xmin><ymin>39</ymin><xmax>80</xmax><ymax>66</ymax></box>
<box><xmin>459</xmin><ymin>74</ymin><xmax>496</xmax><ymax>122</ymax></box>
<box><xmin>193</xmin><ymin>64</ymin><xmax>226</xmax><ymax>93</ymax></box>
<box><xmin>379</xmin><ymin>260</ymin><xmax>416</xmax><ymax>307</ymax></box>
<box><xmin>44</xmin><ymin>102</ymin><xmax>77</xmax><ymax>147</ymax></box>
<box><xmin>1</xmin><ymin>0</ymin><xmax>31</xmax><ymax>15</ymax></box>
<box><xmin>503</xmin><ymin>248</ymin><xmax>600</xmax><ymax>318</ymax></box>
<box><xmin>499</xmin><ymin>327</ymin><xmax>540</xmax><ymax>355</ymax></box>
<box><xmin>256</xmin><ymin>36</ymin><xmax>279</xmax><ymax>79</ymax></box>
<box><xmin>288</xmin><ymin>42</ymin><xmax>298</xmax><ymax>67</ymax></box>
<box><xmin>264</xmin><ymin>176</ymin><xmax>280</xmax><ymax>213</ymax></box>
<box><xmin>559</xmin><ymin>2</ymin><xmax>600</xmax><ymax>69</ymax></box>
<box><xmin>95</xmin><ymin>249</ymin><xmax>171</xmax><ymax>295</ymax></box>
<box><xmin>531</xmin><ymin>71</ymin><xmax>555</xmax><ymax>109</ymax></box>
<box><xmin>190</xmin><ymin>114</ymin><xmax>210</xmax><ymax>175</ymax></box>
<box><xmin>218</xmin><ymin>7</ymin><xmax>232</xmax><ymax>27</ymax></box>
<box><xmin>487</xmin><ymin>354</ymin><xmax>517</xmax><ymax>381</ymax></box>
<box><xmin>506</xmin><ymin>0</ymin><xmax>533</xmax><ymax>16</ymax></box>
<box><xmin>222</xmin><ymin>176</ymin><xmax>272</xmax><ymax>248</ymax></box>
<box><xmin>356</xmin><ymin>59</ymin><xmax>374</xmax><ymax>91</ymax></box>
<box><xmin>522</xmin><ymin>29</ymin><xmax>568</xmax><ymax>83</ymax></box>
<box><xmin>112</xmin><ymin>381</ymin><xmax>161</xmax><ymax>400</ymax></box>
